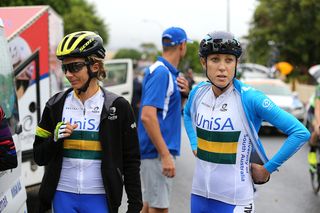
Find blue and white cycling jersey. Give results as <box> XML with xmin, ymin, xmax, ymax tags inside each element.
<box><xmin>184</xmin><ymin>79</ymin><xmax>310</xmax><ymax>204</ymax></box>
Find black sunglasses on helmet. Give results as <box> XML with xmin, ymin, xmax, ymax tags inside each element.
<box><xmin>61</xmin><ymin>61</ymin><xmax>91</xmax><ymax>74</ymax></box>
<box><xmin>200</xmin><ymin>37</ymin><xmax>242</xmax><ymax>58</ymax></box>
<box><xmin>211</xmin><ymin>39</ymin><xmax>240</xmax><ymax>50</ymax></box>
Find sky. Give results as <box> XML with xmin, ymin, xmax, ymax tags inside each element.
<box><xmin>87</xmin><ymin>0</ymin><xmax>257</xmax><ymax>51</ymax></box>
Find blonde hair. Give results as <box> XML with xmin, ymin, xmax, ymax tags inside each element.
<box><xmin>88</xmin><ymin>56</ymin><xmax>106</xmax><ymax>80</ymax></box>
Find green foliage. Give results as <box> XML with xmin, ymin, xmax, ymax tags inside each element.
<box><xmin>113</xmin><ymin>48</ymin><xmax>142</xmax><ymax>61</ymax></box>
<box><xmin>246</xmin><ymin>0</ymin><xmax>320</xmax><ymax>76</ymax></box>
<box><xmin>140</xmin><ymin>43</ymin><xmax>158</xmax><ymax>61</ymax></box>
<box><xmin>179</xmin><ymin>41</ymin><xmax>203</xmax><ymax>74</ymax></box>
<box><xmin>0</xmin><ymin>0</ymin><xmax>109</xmax><ymax>44</ymax></box>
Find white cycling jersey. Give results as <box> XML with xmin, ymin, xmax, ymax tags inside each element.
<box><xmin>191</xmin><ymin>85</ymin><xmax>254</xmax><ymax>205</ymax></box>
<box><xmin>56</xmin><ymin>89</ymin><xmax>105</xmax><ymax>194</ymax></box>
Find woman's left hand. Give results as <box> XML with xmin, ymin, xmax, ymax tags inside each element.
<box><xmin>251</xmin><ymin>163</ymin><xmax>270</xmax><ymax>184</ymax></box>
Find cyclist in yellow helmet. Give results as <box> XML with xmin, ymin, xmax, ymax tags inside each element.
<box><xmin>33</xmin><ymin>31</ymin><xmax>142</xmax><ymax>213</ymax></box>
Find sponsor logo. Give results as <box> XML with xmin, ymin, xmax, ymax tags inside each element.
<box><xmin>234</xmin><ymin>203</ymin><xmax>253</xmax><ymax>212</ymax></box>
<box><xmin>244</xmin><ymin>203</ymin><xmax>253</xmax><ymax>212</ymax></box>
<box><xmin>66</xmin><ymin>107</ymin><xmax>82</xmax><ymax>110</ymax></box>
<box><xmin>79</xmin><ymin>38</ymin><xmax>94</xmax><ymax>52</ymax></box>
<box><xmin>201</xmin><ymin>102</ymin><xmax>211</xmax><ymax>108</ymax></box>
<box><xmin>11</xmin><ymin>180</ymin><xmax>22</xmax><ymax>198</ymax></box>
<box><xmin>92</xmin><ymin>106</ymin><xmax>100</xmax><ymax>113</ymax></box>
<box><xmin>0</xmin><ymin>196</ymin><xmax>8</xmax><ymax>212</ymax></box>
<box><xmin>220</xmin><ymin>103</ymin><xmax>228</xmax><ymax>111</ymax></box>
<box><xmin>242</xmin><ymin>86</ymin><xmax>251</xmax><ymax>92</ymax></box>
<box><xmin>131</xmin><ymin>122</ymin><xmax>136</xmax><ymax>129</ymax></box>
<box><xmin>108</xmin><ymin>107</ymin><xmax>118</xmax><ymax>120</ymax></box>
<box><xmin>262</xmin><ymin>98</ymin><xmax>274</xmax><ymax>110</ymax></box>
<box><xmin>62</xmin><ymin>117</ymin><xmax>99</xmax><ymax>131</ymax></box>
<box><xmin>262</xmin><ymin>99</ymin><xmax>271</xmax><ymax>108</ymax></box>
<box><xmin>196</xmin><ymin>113</ymin><xmax>234</xmax><ymax>130</ymax></box>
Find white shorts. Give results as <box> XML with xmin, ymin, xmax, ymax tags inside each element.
<box><xmin>141</xmin><ymin>158</ymin><xmax>174</xmax><ymax>209</ymax></box>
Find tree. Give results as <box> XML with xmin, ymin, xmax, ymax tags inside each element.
<box><xmin>113</xmin><ymin>48</ymin><xmax>142</xmax><ymax>61</ymax></box>
<box><xmin>0</xmin><ymin>0</ymin><xmax>109</xmax><ymax>44</ymax></box>
<box><xmin>140</xmin><ymin>42</ymin><xmax>158</xmax><ymax>61</ymax></box>
<box><xmin>246</xmin><ymin>0</ymin><xmax>320</xmax><ymax>80</ymax></box>
<box><xmin>179</xmin><ymin>41</ymin><xmax>203</xmax><ymax>74</ymax></box>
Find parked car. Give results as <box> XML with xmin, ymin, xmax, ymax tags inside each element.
<box><xmin>237</xmin><ymin>63</ymin><xmax>274</xmax><ymax>79</ymax></box>
<box><xmin>243</xmin><ymin>78</ymin><xmax>305</xmax><ymax>128</ymax></box>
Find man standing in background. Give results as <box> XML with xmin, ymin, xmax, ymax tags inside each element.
<box><xmin>138</xmin><ymin>26</ymin><xmax>191</xmax><ymax>213</ymax></box>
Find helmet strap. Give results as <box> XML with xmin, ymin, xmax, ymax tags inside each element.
<box><xmin>76</xmin><ymin>58</ymin><xmax>97</xmax><ymax>95</ymax></box>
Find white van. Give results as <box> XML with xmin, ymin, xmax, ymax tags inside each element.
<box><xmin>103</xmin><ymin>58</ymin><xmax>134</xmax><ymax>102</ymax></box>
<box><xmin>0</xmin><ymin>18</ymin><xmax>28</xmax><ymax>213</ymax></box>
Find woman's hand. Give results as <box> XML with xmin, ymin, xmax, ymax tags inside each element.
<box><xmin>251</xmin><ymin>163</ymin><xmax>270</xmax><ymax>184</ymax></box>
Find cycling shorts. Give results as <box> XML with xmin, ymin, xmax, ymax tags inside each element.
<box><xmin>191</xmin><ymin>194</ymin><xmax>254</xmax><ymax>213</ymax></box>
<box><xmin>53</xmin><ymin>190</ymin><xmax>109</xmax><ymax>213</ymax></box>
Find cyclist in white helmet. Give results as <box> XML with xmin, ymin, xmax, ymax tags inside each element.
<box><xmin>184</xmin><ymin>30</ymin><xmax>310</xmax><ymax>213</ymax></box>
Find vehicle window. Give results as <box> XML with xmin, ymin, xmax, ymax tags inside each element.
<box><xmin>241</xmin><ymin>70</ymin><xmax>269</xmax><ymax>79</ymax></box>
<box><xmin>103</xmin><ymin>63</ymin><xmax>128</xmax><ymax>87</ymax></box>
<box><xmin>249</xmin><ymin>83</ymin><xmax>291</xmax><ymax>96</ymax></box>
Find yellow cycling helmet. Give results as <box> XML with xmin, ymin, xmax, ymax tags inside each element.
<box><xmin>56</xmin><ymin>31</ymin><xmax>106</xmax><ymax>60</ymax></box>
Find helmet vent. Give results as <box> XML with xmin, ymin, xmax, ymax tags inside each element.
<box><xmin>67</xmin><ymin>37</ymin><xmax>78</xmax><ymax>49</ymax></box>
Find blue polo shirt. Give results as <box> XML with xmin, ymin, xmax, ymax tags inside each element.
<box><xmin>138</xmin><ymin>56</ymin><xmax>181</xmax><ymax>159</ymax></box>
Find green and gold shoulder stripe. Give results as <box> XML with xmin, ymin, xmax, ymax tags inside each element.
<box><xmin>36</xmin><ymin>126</ymin><xmax>52</xmax><ymax>138</ymax></box>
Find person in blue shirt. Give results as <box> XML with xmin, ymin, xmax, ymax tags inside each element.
<box><xmin>138</xmin><ymin>27</ymin><xmax>191</xmax><ymax>213</ymax></box>
<box><xmin>184</xmin><ymin>31</ymin><xmax>310</xmax><ymax>213</ymax></box>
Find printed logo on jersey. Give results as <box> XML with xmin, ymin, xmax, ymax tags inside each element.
<box><xmin>201</xmin><ymin>102</ymin><xmax>211</xmax><ymax>108</ymax></box>
<box><xmin>239</xmin><ymin>134</ymin><xmax>251</xmax><ymax>181</ymax></box>
<box><xmin>108</xmin><ymin>107</ymin><xmax>118</xmax><ymax>120</ymax></box>
<box><xmin>66</xmin><ymin>106</ymin><xmax>82</xmax><ymax>111</ymax></box>
<box><xmin>196</xmin><ymin>113</ymin><xmax>234</xmax><ymax>131</ymax></box>
<box><xmin>262</xmin><ymin>98</ymin><xmax>274</xmax><ymax>110</ymax></box>
<box><xmin>62</xmin><ymin>117</ymin><xmax>99</xmax><ymax>131</ymax></box>
<box><xmin>92</xmin><ymin>106</ymin><xmax>100</xmax><ymax>113</ymax></box>
<box><xmin>234</xmin><ymin>203</ymin><xmax>253</xmax><ymax>212</ymax></box>
<box><xmin>220</xmin><ymin>103</ymin><xmax>228</xmax><ymax>111</ymax></box>
<box><xmin>196</xmin><ymin>127</ymin><xmax>240</xmax><ymax>164</ymax></box>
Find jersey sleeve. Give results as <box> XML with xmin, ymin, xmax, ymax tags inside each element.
<box><xmin>141</xmin><ymin>67</ymin><xmax>169</xmax><ymax>110</ymax></box>
<box><xmin>253</xmin><ymin>92</ymin><xmax>310</xmax><ymax>173</ymax></box>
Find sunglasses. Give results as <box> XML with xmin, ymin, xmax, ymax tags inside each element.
<box><xmin>202</xmin><ymin>38</ymin><xmax>242</xmax><ymax>57</ymax></box>
<box><xmin>210</xmin><ymin>39</ymin><xmax>241</xmax><ymax>51</ymax></box>
<box><xmin>61</xmin><ymin>62</ymin><xmax>90</xmax><ymax>74</ymax></box>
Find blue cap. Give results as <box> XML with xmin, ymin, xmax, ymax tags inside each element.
<box><xmin>162</xmin><ymin>27</ymin><xmax>192</xmax><ymax>47</ymax></box>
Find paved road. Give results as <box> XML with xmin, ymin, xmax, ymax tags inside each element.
<box><xmin>253</xmin><ymin>134</ymin><xmax>320</xmax><ymax>213</ymax></box>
